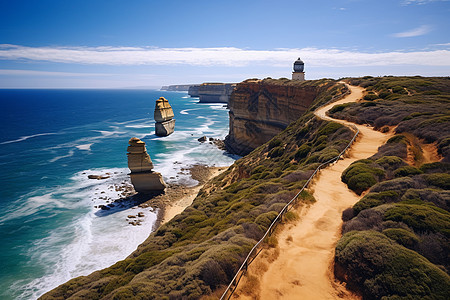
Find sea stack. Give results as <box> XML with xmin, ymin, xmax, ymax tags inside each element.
<box><xmin>154</xmin><ymin>97</ymin><xmax>175</xmax><ymax>136</ymax></box>
<box><xmin>127</xmin><ymin>137</ymin><xmax>166</xmax><ymax>193</ymax></box>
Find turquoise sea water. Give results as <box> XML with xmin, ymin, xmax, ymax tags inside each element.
<box><xmin>0</xmin><ymin>89</ymin><xmax>237</xmax><ymax>299</ymax></box>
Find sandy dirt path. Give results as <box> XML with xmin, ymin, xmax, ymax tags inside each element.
<box><xmin>233</xmin><ymin>84</ymin><xmax>393</xmax><ymax>299</ymax></box>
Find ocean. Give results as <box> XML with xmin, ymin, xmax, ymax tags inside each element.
<box><xmin>0</xmin><ymin>89</ymin><xmax>237</xmax><ymax>299</ymax></box>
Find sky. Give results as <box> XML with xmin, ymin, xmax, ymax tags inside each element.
<box><xmin>0</xmin><ymin>0</ymin><xmax>449</xmax><ymax>88</ymax></box>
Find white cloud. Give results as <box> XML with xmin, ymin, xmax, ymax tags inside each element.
<box><xmin>392</xmin><ymin>25</ymin><xmax>432</xmax><ymax>38</ymax></box>
<box><xmin>402</xmin><ymin>0</ymin><xmax>449</xmax><ymax>5</ymax></box>
<box><xmin>0</xmin><ymin>44</ymin><xmax>449</xmax><ymax>67</ymax></box>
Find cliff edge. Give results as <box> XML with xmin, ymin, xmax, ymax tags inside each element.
<box><xmin>225</xmin><ymin>78</ymin><xmax>344</xmax><ymax>155</ymax></box>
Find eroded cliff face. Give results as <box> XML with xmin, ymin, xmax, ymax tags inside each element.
<box><xmin>225</xmin><ymin>79</ymin><xmax>319</xmax><ymax>155</ymax></box>
<box><xmin>197</xmin><ymin>83</ymin><xmax>236</xmax><ymax>103</ymax></box>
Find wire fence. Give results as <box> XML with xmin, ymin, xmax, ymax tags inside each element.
<box><xmin>220</xmin><ymin>123</ymin><xmax>359</xmax><ymax>300</ymax></box>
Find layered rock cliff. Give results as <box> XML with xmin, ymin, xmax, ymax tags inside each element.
<box><xmin>197</xmin><ymin>83</ymin><xmax>236</xmax><ymax>103</ymax></box>
<box><xmin>225</xmin><ymin>78</ymin><xmax>328</xmax><ymax>155</ymax></box>
<box><xmin>188</xmin><ymin>85</ymin><xmax>200</xmax><ymax>97</ymax></box>
<box><xmin>154</xmin><ymin>97</ymin><xmax>175</xmax><ymax>137</ymax></box>
<box><xmin>160</xmin><ymin>84</ymin><xmax>194</xmax><ymax>91</ymax></box>
<box><xmin>127</xmin><ymin>137</ymin><xmax>166</xmax><ymax>193</ymax></box>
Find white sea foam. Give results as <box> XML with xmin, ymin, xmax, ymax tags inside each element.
<box><xmin>76</xmin><ymin>143</ymin><xmax>92</xmax><ymax>151</ymax></box>
<box><xmin>12</xmin><ymin>168</ymin><xmax>158</xmax><ymax>299</ymax></box>
<box><xmin>112</xmin><ymin>118</ymin><xmax>148</xmax><ymax>125</ymax></box>
<box><xmin>125</xmin><ymin>124</ymin><xmax>154</xmax><ymax>129</ymax></box>
<box><xmin>49</xmin><ymin>149</ymin><xmax>75</xmax><ymax>163</ymax></box>
<box><xmin>180</xmin><ymin>108</ymin><xmax>200</xmax><ymax>115</ymax></box>
<box><xmin>95</xmin><ymin>130</ymin><xmax>126</xmax><ymax>136</ymax></box>
<box><xmin>0</xmin><ymin>132</ymin><xmax>57</xmax><ymax>145</ymax></box>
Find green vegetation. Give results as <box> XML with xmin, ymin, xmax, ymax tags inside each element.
<box><xmin>336</xmin><ymin>76</ymin><xmax>450</xmax><ymax>299</ymax></box>
<box><xmin>331</xmin><ymin>76</ymin><xmax>450</xmax><ymax>160</ymax></box>
<box><xmin>335</xmin><ymin>231</ymin><xmax>450</xmax><ymax>300</ymax></box>
<box><xmin>41</xmin><ymin>79</ymin><xmax>352</xmax><ymax>299</ymax></box>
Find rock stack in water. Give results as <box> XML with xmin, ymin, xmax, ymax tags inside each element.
<box><xmin>154</xmin><ymin>97</ymin><xmax>175</xmax><ymax>136</ymax></box>
<box><xmin>127</xmin><ymin>137</ymin><xmax>166</xmax><ymax>193</ymax></box>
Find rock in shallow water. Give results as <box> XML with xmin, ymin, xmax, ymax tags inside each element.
<box><xmin>154</xmin><ymin>97</ymin><xmax>175</xmax><ymax>136</ymax></box>
<box><xmin>127</xmin><ymin>137</ymin><xmax>166</xmax><ymax>193</ymax></box>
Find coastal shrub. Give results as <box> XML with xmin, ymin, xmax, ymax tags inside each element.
<box><xmin>342</xmin><ymin>207</ymin><xmax>355</xmax><ymax>222</ymax></box>
<box><xmin>282</xmin><ymin>170</ymin><xmax>313</xmax><ymax>183</ymax></box>
<box><xmin>341</xmin><ymin>161</ymin><xmax>385</xmax><ymax>193</ymax></box>
<box><xmin>393</xmin><ymin>166</ymin><xmax>423</xmax><ymax>177</ymax></box>
<box><xmin>420</xmin><ymin>162</ymin><xmax>450</xmax><ymax>174</ymax></box>
<box><xmin>374</xmin><ymin>156</ymin><xmax>405</xmax><ymax>170</ymax></box>
<box><xmin>378</xmin><ymin>91</ymin><xmax>391</xmax><ymax>99</ymax></box>
<box><xmin>371</xmin><ymin>142</ymin><xmax>407</xmax><ymax>159</ymax></box>
<box><xmin>268</xmin><ymin>138</ymin><xmax>282</xmax><ymax>150</ymax></box>
<box><xmin>255</xmin><ymin>211</ymin><xmax>279</xmax><ymax>230</ymax></box>
<box><xmin>268</xmin><ymin>146</ymin><xmax>284</xmax><ymax>158</ymax></box>
<box><xmin>328</xmin><ymin>103</ymin><xmax>352</xmax><ymax>114</ymax></box>
<box><xmin>348</xmin><ymin>172</ymin><xmax>377</xmax><ymax>194</ymax></box>
<box><xmin>416</xmin><ymin>232</ymin><xmax>449</xmax><ymax>270</ymax></box>
<box><xmin>335</xmin><ymin>231</ymin><xmax>450</xmax><ymax>300</ymax></box>
<box><xmin>423</xmin><ymin>173</ymin><xmax>450</xmax><ymax>189</ymax></box>
<box><xmin>363</xmin><ymin>94</ymin><xmax>378</xmax><ymax>101</ymax></box>
<box><xmin>401</xmin><ymin>188</ymin><xmax>450</xmax><ymax>211</ymax></box>
<box><xmin>318</xmin><ymin>148</ymin><xmax>339</xmax><ymax>163</ymax></box>
<box><xmin>383</xmin><ymin>204</ymin><xmax>450</xmax><ymax>235</ymax></box>
<box><xmin>318</xmin><ymin>122</ymin><xmax>344</xmax><ymax>136</ymax></box>
<box><xmin>342</xmin><ymin>208</ymin><xmax>384</xmax><ymax>233</ymax></box>
<box><xmin>284</xmin><ymin>211</ymin><xmax>299</xmax><ymax>222</ymax></box>
<box><xmin>382</xmin><ymin>228</ymin><xmax>420</xmax><ymax>249</ymax></box>
<box><xmin>387</xmin><ymin>134</ymin><xmax>407</xmax><ymax>144</ymax></box>
<box><xmin>370</xmin><ymin>177</ymin><xmax>419</xmax><ymax>193</ymax></box>
<box><xmin>352</xmin><ymin>190</ymin><xmax>400</xmax><ymax>215</ymax></box>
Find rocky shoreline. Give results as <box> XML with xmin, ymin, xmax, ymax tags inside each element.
<box><xmin>87</xmin><ymin>164</ymin><xmax>225</xmax><ymax>230</ymax></box>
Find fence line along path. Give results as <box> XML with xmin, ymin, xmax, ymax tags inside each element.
<box><xmin>227</xmin><ymin>83</ymin><xmax>393</xmax><ymax>299</ymax></box>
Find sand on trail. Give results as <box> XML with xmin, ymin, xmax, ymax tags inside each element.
<box><xmin>233</xmin><ymin>84</ymin><xmax>393</xmax><ymax>299</ymax></box>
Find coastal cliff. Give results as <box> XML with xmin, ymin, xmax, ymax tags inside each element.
<box><xmin>160</xmin><ymin>84</ymin><xmax>194</xmax><ymax>91</ymax></box>
<box><xmin>225</xmin><ymin>78</ymin><xmax>339</xmax><ymax>155</ymax></box>
<box><xmin>40</xmin><ymin>77</ymin><xmax>449</xmax><ymax>300</ymax></box>
<box><xmin>197</xmin><ymin>83</ymin><xmax>236</xmax><ymax>103</ymax></box>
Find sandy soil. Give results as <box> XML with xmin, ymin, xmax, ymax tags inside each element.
<box><xmin>161</xmin><ymin>166</ymin><xmax>225</xmax><ymax>224</ymax></box>
<box><xmin>233</xmin><ymin>84</ymin><xmax>393</xmax><ymax>299</ymax></box>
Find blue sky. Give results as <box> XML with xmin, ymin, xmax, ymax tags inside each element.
<box><xmin>0</xmin><ymin>0</ymin><xmax>449</xmax><ymax>88</ymax></box>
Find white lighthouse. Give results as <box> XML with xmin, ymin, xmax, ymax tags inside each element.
<box><xmin>292</xmin><ymin>57</ymin><xmax>305</xmax><ymax>81</ymax></box>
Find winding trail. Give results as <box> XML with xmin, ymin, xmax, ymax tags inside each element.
<box><xmin>233</xmin><ymin>84</ymin><xmax>393</xmax><ymax>299</ymax></box>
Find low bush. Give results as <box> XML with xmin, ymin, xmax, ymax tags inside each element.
<box><xmin>383</xmin><ymin>203</ymin><xmax>450</xmax><ymax>235</ymax></box>
<box><xmin>268</xmin><ymin>146</ymin><xmax>284</xmax><ymax>158</ymax></box>
<box><xmin>382</xmin><ymin>228</ymin><xmax>420</xmax><ymax>249</ymax></box>
<box><xmin>268</xmin><ymin>138</ymin><xmax>282</xmax><ymax>150</ymax></box>
<box><xmin>352</xmin><ymin>190</ymin><xmax>400</xmax><ymax>215</ymax></box>
<box><xmin>294</xmin><ymin>144</ymin><xmax>311</xmax><ymax>161</ymax></box>
<box><xmin>347</xmin><ymin>173</ymin><xmax>377</xmax><ymax>195</ymax></box>
<box><xmin>335</xmin><ymin>231</ymin><xmax>450</xmax><ymax>300</ymax></box>
<box><xmin>363</xmin><ymin>94</ymin><xmax>378</xmax><ymax>101</ymax></box>
<box><xmin>423</xmin><ymin>173</ymin><xmax>450</xmax><ymax>189</ymax></box>
<box><xmin>394</xmin><ymin>166</ymin><xmax>423</xmax><ymax>177</ymax></box>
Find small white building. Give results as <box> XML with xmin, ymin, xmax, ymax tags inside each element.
<box><xmin>292</xmin><ymin>57</ymin><xmax>305</xmax><ymax>81</ymax></box>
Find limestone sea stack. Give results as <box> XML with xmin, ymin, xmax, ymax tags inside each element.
<box><xmin>127</xmin><ymin>137</ymin><xmax>166</xmax><ymax>193</ymax></box>
<box><xmin>154</xmin><ymin>97</ymin><xmax>175</xmax><ymax>136</ymax></box>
